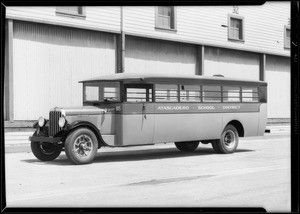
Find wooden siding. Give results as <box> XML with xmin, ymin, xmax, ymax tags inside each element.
<box><xmin>6</xmin><ymin>3</ymin><xmax>290</xmax><ymax>57</ymax></box>
<box><xmin>123</xmin><ymin>2</ymin><xmax>290</xmax><ymax>57</ymax></box>
<box><xmin>265</xmin><ymin>55</ymin><xmax>290</xmax><ymax>118</ymax></box>
<box><xmin>6</xmin><ymin>6</ymin><xmax>121</xmax><ymax>33</ymax></box>
<box><xmin>12</xmin><ymin>21</ymin><xmax>116</xmax><ymax>120</ymax></box>
<box><xmin>125</xmin><ymin>36</ymin><xmax>197</xmax><ymax>75</ymax></box>
<box><xmin>204</xmin><ymin>46</ymin><xmax>260</xmax><ymax>81</ymax></box>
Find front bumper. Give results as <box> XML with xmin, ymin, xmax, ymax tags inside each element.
<box><xmin>29</xmin><ymin>136</ymin><xmax>62</xmax><ymax>143</ymax></box>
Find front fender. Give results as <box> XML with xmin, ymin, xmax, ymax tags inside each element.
<box><xmin>65</xmin><ymin>121</ymin><xmax>108</xmax><ymax>147</ymax></box>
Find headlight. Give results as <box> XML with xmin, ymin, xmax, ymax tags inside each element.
<box><xmin>38</xmin><ymin>117</ymin><xmax>46</xmax><ymax>127</ymax></box>
<box><xmin>59</xmin><ymin>117</ymin><xmax>66</xmax><ymax>128</ymax></box>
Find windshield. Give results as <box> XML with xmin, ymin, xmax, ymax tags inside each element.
<box><xmin>83</xmin><ymin>82</ymin><xmax>120</xmax><ymax>102</ymax></box>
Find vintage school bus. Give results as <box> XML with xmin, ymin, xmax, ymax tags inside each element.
<box><xmin>29</xmin><ymin>73</ymin><xmax>267</xmax><ymax>164</ymax></box>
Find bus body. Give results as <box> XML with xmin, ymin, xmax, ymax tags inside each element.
<box><xmin>29</xmin><ymin>73</ymin><xmax>267</xmax><ymax>164</ymax></box>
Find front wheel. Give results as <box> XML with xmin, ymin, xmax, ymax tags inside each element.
<box><xmin>213</xmin><ymin>125</ymin><xmax>239</xmax><ymax>154</ymax></box>
<box><xmin>31</xmin><ymin>132</ymin><xmax>62</xmax><ymax>161</ymax></box>
<box><xmin>175</xmin><ymin>141</ymin><xmax>199</xmax><ymax>152</ymax></box>
<box><xmin>64</xmin><ymin>128</ymin><xmax>98</xmax><ymax>165</ymax></box>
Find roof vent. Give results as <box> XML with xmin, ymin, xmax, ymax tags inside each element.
<box><xmin>213</xmin><ymin>74</ymin><xmax>224</xmax><ymax>77</ymax></box>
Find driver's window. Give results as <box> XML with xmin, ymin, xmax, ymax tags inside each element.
<box><xmin>125</xmin><ymin>85</ymin><xmax>153</xmax><ymax>102</ymax></box>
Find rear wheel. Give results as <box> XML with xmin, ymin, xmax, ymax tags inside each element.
<box><xmin>31</xmin><ymin>131</ymin><xmax>62</xmax><ymax>161</ymax></box>
<box><xmin>214</xmin><ymin>125</ymin><xmax>239</xmax><ymax>154</ymax></box>
<box><xmin>64</xmin><ymin>128</ymin><xmax>98</xmax><ymax>165</ymax></box>
<box><xmin>175</xmin><ymin>141</ymin><xmax>199</xmax><ymax>152</ymax></box>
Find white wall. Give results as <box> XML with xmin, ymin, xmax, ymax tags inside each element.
<box><xmin>6</xmin><ymin>2</ymin><xmax>290</xmax><ymax>57</ymax></box>
<box><xmin>123</xmin><ymin>2</ymin><xmax>290</xmax><ymax>57</ymax></box>
<box><xmin>6</xmin><ymin>6</ymin><xmax>121</xmax><ymax>33</ymax></box>
<box><xmin>13</xmin><ymin>21</ymin><xmax>116</xmax><ymax>120</ymax></box>
<box><xmin>125</xmin><ymin>36</ymin><xmax>197</xmax><ymax>75</ymax></box>
<box><xmin>203</xmin><ymin>46</ymin><xmax>260</xmax><ymax>80</ymax></box>
<box><xmin>265</xmin><ymin>55</ymin><xmax>290</xmax><ymax>118</ymax></box>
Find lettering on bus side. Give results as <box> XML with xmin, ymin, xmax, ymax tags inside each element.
<box><xmin>222</xmin><ymin>105</ymin><xmax>241</xmax><ymax>110</ymax></box>
<box><xmin>197</xmin><ymin>106</ymin><xmax>215</xmax><ymax>110</ymax></box>
<box><xmin>157</xmin><ymin>106</ymin><xmax>190</xmax><ymax>111</ymax></box>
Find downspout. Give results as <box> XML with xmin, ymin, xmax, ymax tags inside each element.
<box><xmin>120</xmin><ymin>6</ymin><xmax>125</xmax><ymax>73</ymax></box>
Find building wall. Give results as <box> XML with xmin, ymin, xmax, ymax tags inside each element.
<box><xmin>6</xmin><ymin>6</ymin><xmax>121</xmax><ymax>33</ymax></box>
<box><xmin>6</xmin><ymin>2</ymin><xmax>290</xmax><ymax>57</ymax></box>
<box><xmin>203</xmin><ymin>47</ymin><xmax>260</xmax><ymax>80</ymax></box>
<box><xmin>125</xmin><ymin>36</ymin><xmax>197</xmax><ymax>75</ymax></box>
<box><xmin>123</xmin><ymin>2</ymin><xmax>290</xmax><ymax>57</ymax></box>
<box><xmin>265</xmin><ymin>55</ymin><xmax>290</xmax><ymax>118</ymax></box>
<box><xmin>5</xmin><ymin>3</ymin><xmax>291</xmax><ymax>121</ymax></box>
<box><xmin>12</xmin><ymin>21</ymin><xmax>116</xmax><ymax>120</ymax></box>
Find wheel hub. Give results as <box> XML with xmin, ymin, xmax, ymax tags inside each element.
<box><xmin>224</xmin><ymin>130</ymin><xmax>236</xmax><ymax>149</ymax></box>
<box><xmin>74</xmin><ymin>135</ymin><xmax>93</xmax><ymax>158</ymax></box>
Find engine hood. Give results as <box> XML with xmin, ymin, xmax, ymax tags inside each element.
<box><xmin>51</xmin><ymin>106</ymin><xmax>107</xmax><ymax>116</ymax></box>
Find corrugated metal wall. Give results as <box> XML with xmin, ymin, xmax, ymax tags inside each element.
<box><xmin>266</xmin><ymin>55</ymin><xmax>290</xmax><ymax>118</ymax></box>
<box><xmin>13</xmin><ymin>21</ymin><xmax>116</xmax><ymax>120</ymax></box>
<box><xmin>203</xmin><ymin>46</ymin><xmax>260</xmax><ymax>80</ymax></box>
<box><xmin>125</xmin><ymin>36</ymin><xmax>197</xmax><ymax>75</ymax></box>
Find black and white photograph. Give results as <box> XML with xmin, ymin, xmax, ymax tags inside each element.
<box><xmin>2</xmin><ymin>1</ymin><xmax>295</xmax><ymax>212</ymax></box>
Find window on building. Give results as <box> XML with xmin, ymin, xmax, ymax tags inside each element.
<box><xmin>155</xmin><ymin>6</ymin><xmax>176</xmax><ymax>30</ymax></box>
<box><xmin>155</xmin><ymin>84</ymin><xmax>178</xmax><ymax>102</ymax></box>
<box><xmin>284</xmin><ymin>26</ymin><xmax>290</xmax><ymax>49</ymax></box>
<box><xmin>56</xmin><ymin>6</ymin><xmax>85</xmax><ymax>17</ymax></box>
<box><xmin>228</xmin><ymin>15</ymin><xmax>244</xmax><ymax>41</ymax></box>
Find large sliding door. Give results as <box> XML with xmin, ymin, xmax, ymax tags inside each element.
<box><xmin>12</xmin><ymin>21</ymin><xmax>116</xmax><ymax>120</ymax></box>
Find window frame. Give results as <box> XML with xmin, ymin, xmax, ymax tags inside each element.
<box><xmin>155</xmin><ymin>6</ymin><xmax>177</xmax><ymax>31</ymax></box>
<box><xmin>83</xmin><ymin>82</ymin><xmax>120</xmax><ymax>103</ymax></box>
<box><xmin>228</xmin><ymin>14</ymin><xmax>245</xmax><ymax>42</ymax></box>
<box><xmin>124</xmin><ymin>84</ymin><xmax>153</xmax><ymax>103</ymax></box>
<box><xmin>154</xmin><ymin>83</ymin><xmax>179</xmax><ymax>103</ymax></box>
<box><xmin>56</xmin><ymin>6</ymin><xmax>86</xmax><ymax>18</ymax></box>
<box><xmin>284</xmin><ymin>25</ymin><xmax>291</xmax><ymax>49</ymax></box>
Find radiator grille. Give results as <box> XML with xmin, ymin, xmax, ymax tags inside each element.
<box><xmin>49</xmin><ymin>111</ymin><xmax>62</xmax><ymax>137</ymax></box>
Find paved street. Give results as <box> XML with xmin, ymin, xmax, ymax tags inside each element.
<box><xmin>5</xmin><ymin>133</ymin><xmax>290</xmax><ymax>212</ymax></box>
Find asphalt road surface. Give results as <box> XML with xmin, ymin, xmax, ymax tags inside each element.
<box><xmin>5</xmin><ymin>133</ymin><xmax>290</xmax><ymax>212</ymax></box>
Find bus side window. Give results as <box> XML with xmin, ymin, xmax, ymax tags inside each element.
<box><xmin>180</xmin><ymin>85</ymin><xmax>201</xmax><ymax>102</ymax></box>
<box><xmin>242</xmin><ymin>87</ymin><xmax>259</xmax><ymax>102</ymax></box>
<box><xmin>202</xmin><ymin>86</ymin><xmax>221</xmax><ymax>102</ymax></box>
<box><xmin>125</xmin><ymin>85</ymin><xmax>152</xmax><ymax>102</ymax></box>
<box><xmin>155</xmin><ymin>84</ymin><xmax>178</xmax><ymax>102</ymax></box>
<box><xmin>223</xmin><ymin>86</ymin><xmax>241</xmax><ymax>102</ymax></box>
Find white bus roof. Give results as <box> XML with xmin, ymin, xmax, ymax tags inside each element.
<box><xmin>80</xmin><ymin>73</ymin><xmax>267</xmax><ymax>86</ymax></box>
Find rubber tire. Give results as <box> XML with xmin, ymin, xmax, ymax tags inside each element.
<box><xmin>211</xmin><ymin>140</ymin><xmax>222</xmax><ymax>153</ymax></box>
<box><xmin>64</xmin><ymin>128</ymin><xmax>98</xmax><ymax>165</ymax></box>
<box><xmin>175</xmin><ymin>141</ymin><xmax>199</xmax><ymax>152</ymax></box>
<box><xmin>31</xmin><ymin>131</ymin><xmax>62</xmax><ymax>161</ymax></box>
<box><xmin>214</xmin><ymin>125</ymin><xmax>239</xmax><ymax>154</ymax></box>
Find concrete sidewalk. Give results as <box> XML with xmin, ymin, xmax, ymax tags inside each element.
<box><xmin>4</xmin><ymin>125</ymin><xmax>290</xmax><ymax>153</ymax></box>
